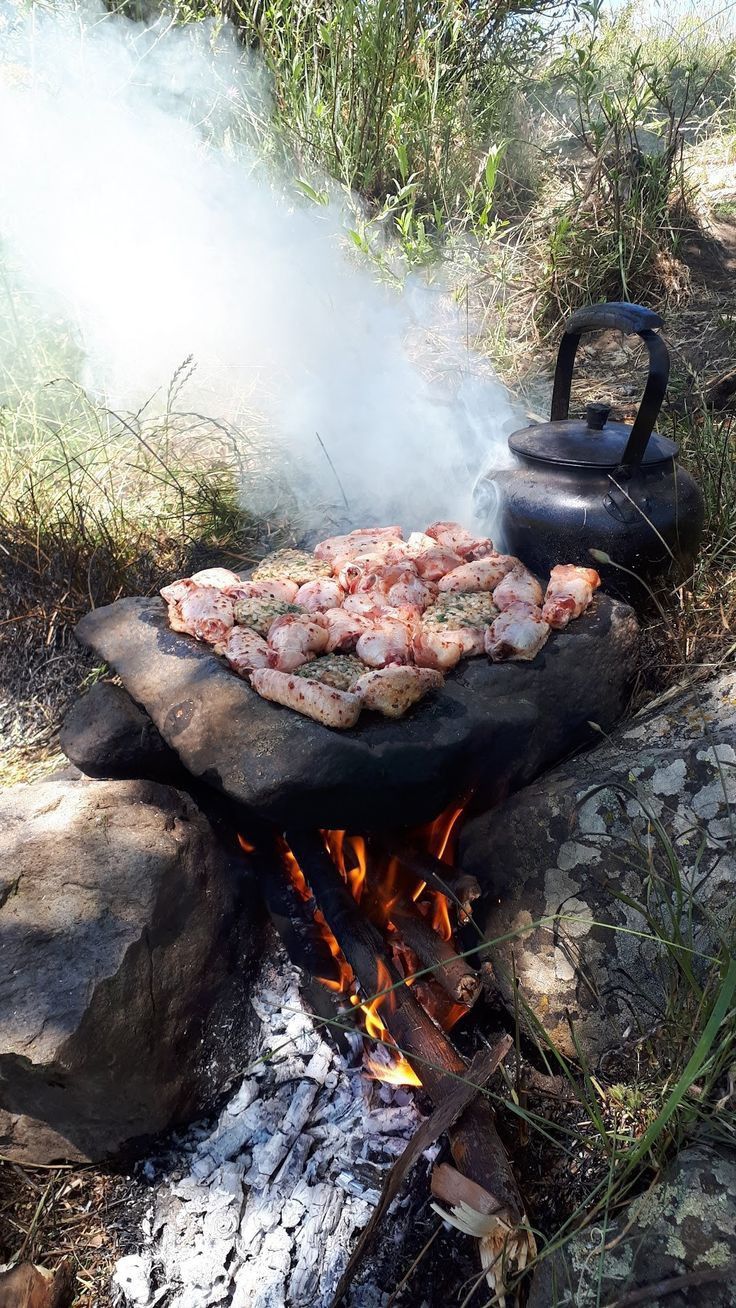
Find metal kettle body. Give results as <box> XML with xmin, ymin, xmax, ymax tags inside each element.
<box><xmin>475</xmin><ymin>303</ymin><xmax>705</xmax><ymax>602</ymax></box>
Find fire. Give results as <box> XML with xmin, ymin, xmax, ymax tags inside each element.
<box><xmin>237</xmin><ymin>834</ymin><xmax>256</xmax><ymax>854</ymax></box>
<box><xmin>322</xmin><ymin>831</ymin><xmax>368</xmax><ymax>903</ymax></box>
<box><xmin>365</xmin><ymin>1050</ymin><xmax>422</xmax><ymax>1087</ymax></box>
<box><xmin>278</xmin><ymin>837</ymin><xmax>354</xmax><ymax>994</ymax></box>
<box><xmin>354</xmin><ymin>962</ymin><xmax>422</xmax><ymax>1087</ymax></box>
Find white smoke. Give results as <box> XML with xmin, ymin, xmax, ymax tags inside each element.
<box><xmin>0</xmin><ymin>0</ymin><xmax>516</xmax><ymax>529</ymax></box>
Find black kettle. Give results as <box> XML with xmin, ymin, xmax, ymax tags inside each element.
<box><xmin>475</xmin><ymin>302</ymin><xmax>705</xmax><ymax>602</ymax></box>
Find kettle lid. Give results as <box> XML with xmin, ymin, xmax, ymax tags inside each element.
<box><xmin>509</xmin><ymin>402</ymin><xmax>679</xmax><ymax>469</ymax></box>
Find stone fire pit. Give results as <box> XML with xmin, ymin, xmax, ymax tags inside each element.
<box><xmin>75</xmin><ymin>592</ymin><xmax>639</xmax><ymax>829</ymax></box>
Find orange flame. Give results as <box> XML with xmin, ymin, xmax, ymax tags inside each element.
<box><xmin>365</xmin><ymin>1051</ymin><xmax>422</xmax><ymax>1087</ymax></box>
<box><xmin>322</xmin><ymin>831</ymin><xmax>368</xmax><ymax>904</ymax></box>
<box><xmin>237</xmin><ymin>834</ymin><xmax>256</xmax><ymax>854</ymax></box>
<box><xmin>278</xmin><ymin>838</ymin><xmax>355</xmax><ymax>993</ymax></box>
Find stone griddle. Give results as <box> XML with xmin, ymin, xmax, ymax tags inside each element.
<box><xmin>76</xmin><ymin>595</ymin><xmax>638</xmax><ymax>829</ymax></box>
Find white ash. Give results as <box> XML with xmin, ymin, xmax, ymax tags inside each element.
<box><xmin>113</xmin><ymin>953</ymin><xmax>430</xmax><ymax>1308</ymax></box>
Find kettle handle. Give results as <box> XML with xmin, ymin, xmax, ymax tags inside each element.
<box><xmin>550</xmin><ymin>302</ymin><xmax>670</xmax><ymax>465</ymax></box>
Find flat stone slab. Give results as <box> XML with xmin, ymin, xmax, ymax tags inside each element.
<box><xmin>76</xmin><ymin>594</ymin><xmax>638</xmax><ymax>829</ymax></box>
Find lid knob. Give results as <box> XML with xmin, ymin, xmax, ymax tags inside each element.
<box><xmin>586</xmin><ymin>401</ymin><xmax>611</xmax><ymax>431</ymax></box>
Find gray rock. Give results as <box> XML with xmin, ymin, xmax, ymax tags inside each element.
<box><xmin>527</xmin><ymin>1144</ymin><xmax>736</xmax><ymax>1306</ymax></box>
<box><xmin>460</xmin><ymin>669</ymin><xmax>736</xmax><ymax>1060</ymax></box>
<box><xmin>75</xmin><ymin>594</ymin><xmax>638</xmax><ymax>829</ymax></box>
<box><xmin>60</xmin><ymin>680</ymin><xmax>182</xmax><ymax>781</ymax></box>
<box><xmin>0</xmin><ymin>774</ymin><xmax>265</xmax><ymax>1163</ymax></box>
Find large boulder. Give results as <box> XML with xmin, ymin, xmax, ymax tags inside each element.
<box><xmin>60</xmin><ymin>680</ymin><xmax>182</xmax><ymax>782</ymax></box>
<box><xmin>75</xmin><ymin>593</ymin><xmax>638</xmax><ymax>829</ymax></box>
<box><xmin>460</xmin><ymin>669</ymin><xmax>736</xmax><ymax>1060</ymax></box>
<box><xmin>527</xmin><ymin>1144</ymin><xmax>736</xmax><ymax>1307</ymax></box>
<box><xmin>0</xmin><ymin>775</ymin><xmax>265</xmax><ymax>1163</ymax></box>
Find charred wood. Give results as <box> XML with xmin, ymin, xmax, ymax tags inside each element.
<box><xmin>389</xmin><ymin>903</ymin><xmax>481</xmax><ymax>1007</ymax></box>
<box><xmin>283</xmin><ymin>830</ymin><xmax>523</xmax><ymax>1228</ymax></box>
<box><xmin>374</xmin><ymin>835</ymin><xmax>481</xmax><ymax>919</ymax></box>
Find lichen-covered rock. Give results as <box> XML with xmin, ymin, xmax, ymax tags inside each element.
<box><xmin>0</xmin><ymin>775</ymin><xmax>265</xmax><ymax>1163</ymax></box>
<box><xmin>460</xmin><ymin>669</ymin><xmax>736</xmax><ymax>1060</ymax></box>
<box><xmin>527</xmin><ymin>1144</ymin><xmax>736</xmax><ymax>1306</ymax></box>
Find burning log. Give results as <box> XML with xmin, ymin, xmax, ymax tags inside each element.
<box><xmin>389</xmin><ymin>902</ymin><xmax>481</xmax><ymax>1007</ymax></box>
<box><xmin>374</xmin><ymin>835</ymin><xmax>481</xmax><ymax>919</ymax></box>
<box><xmin>283</xmin><ymin>829</ymin><xmax>527</xmax><ymax>1287</ymax></box>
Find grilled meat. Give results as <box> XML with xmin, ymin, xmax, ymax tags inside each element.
<box><xmin>542</xmin><ymin>564</ymin><xmax>601</xmax><ymax>629</ymax></box>
<box><xmin>355</xmin><ymin>666</ymin><xmax>443</xmax><ymax>718</ymax></box>
<box><xmin>294</xmin><ymin>653</ymin><xmax>366</xmax><ymax>690</ymax></box>
<box><xmin>250</xmin><ymin>668</ymin><xmax>362</xmax><ymax>729</ymax></box>
<box><xmin>252</xmin><ymin>548</ymin><xmax>332</xmax><ymax>584</ymax></box>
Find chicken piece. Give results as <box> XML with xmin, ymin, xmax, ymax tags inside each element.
<box><xmin>386</xmin><ymin>578</ymin><xmax>435</xmax><ymax>609</ymax></box>
<box><xmin>252</xmin><ymin>548</ymin><xmax>332</xmax><ymax>584</ymax></box>
<box><xmin>322</xmin><ymin>607</ymin><xmax>368</xmax><ymax>653</ymax></box>
<box><xmin>356</xmin><ymin>616</ymin><xmax>413</xmax><ymax>668</ymax></box>
<box><xmin>294</xmin><ymin>653</ymin><xmax>366</xmax><ymax>691</ymax></box>
<box><xmin>355</xmin><ymin>667</ymin><xmax>444</xmax><ymax>718</ymax></box>
<box><xmin>250</xmin><ymin>668</ymin><xmax>362</xmax><ymax>730</ymax></box>
<box><xmin>425</xmin><ymin>522</ymin><xmax>493</xmax><ymax>560</ymax></box>
<box><xmin>267</xmin><ymin>613</ymin><xmax>328</xmax><ymax>672</ymax></box>
<box><xmin>342</xmin><ymin>591</ymin><xmax>395</xmax><ymax>617</ymax></box>
<box><xmin>175</xmin><ymin>586</ymin><xmax>235</xmax><ymax>644</ymax></box>
<box><xmin>314</xmin><ymin>526</ymin><xmax>403</xmax><ymax>563</ymax></box>
<box><xmin>190</xmin><ymin>567</ymin><xmax>242</xmax><ymax>589</ymax></box>
<box><xmin>404</xmin><ymin>532</ymin><xmax>464</xmax><ymax>581</ymax></box>
<box><xmin>334</xmin><ymin>547</ymin><xmax>397</xmax><ymax>585</ymax></box>
<box><xmin>438</xmin><ymin>554</ymin><xmax>518</xmax><ymax>593</ymax></box>
<box><xmin>412</xmin><ymin>625</ymin><xmax>484</xmax><ymax>670</ymax></box>
<box><xmin>295</xmin><ymin>578</ymin><xmax>345</xmax><ymax>612</ymax></box>
<box><xmin>542</xmin><ymin>564</ymin><xmax>601</xmax><ymax>629</ymax></box>
<box><xmin>161</xmin><ymin>578</ymin><xmax>195</xmax><ymax>605</ymax></box>
<box><xmin>226</xmin><ymin>578</ymin><xmax>300</xmax><ymax>603</ymax></box>
<box><xmin>215</xmin><ymin>625</ymin><xmax>271</xmax><ymax>675</ymax></box>
<box><xmin>492</xmin><ymin>567</ymin><xmax>544</xmax><ymax>613</ymax></box>
<box><xmin>485</xmin><ymin>608</ymin><xmax>550</xmax><ymax>662</ymax></box>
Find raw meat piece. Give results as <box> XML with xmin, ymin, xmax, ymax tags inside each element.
<box><xmin>295</xmin><ymin>578</ymin><xmax>345</xmax><ymax>612</ymax></box>
<box><xmin>342</xmin><ymin>591</ymin><xmax>395</xmax><ymax>617</ymax></box>
<box><xmin>313</xmin><ymin>527</ymin><xmax>403</xmax><ymax>562</ymax></box>
<box><xmin>438</xmin><ymin>554</ymin><xmax>518</xmax><ymax>593</ymax></box>
<box><xmin>542</xmin><ymin>564</ymin><xmax>601</xmax><ymax>629</ymax></box>
<box><xmin>226</xmin><ymin>578</ymin><xmax>299</xmax><ymax>603</ymax></box>
<box><xmin>250</xmin><ymin>668</ymin><xmax>362</xmax><ymax>730</ymax></box>
<box><xmin>404</xmin><ymin>532</ymin><xmax>464</xmax><ymax>581</ymax></box>
<box><xmin>412</xmin><ymin>626</ymin><xmax>484</xmax><ymax>670</ymax></box>
<box><xmin>322</xmin><ymin>607</ymin><xmax>368</xmax><ymax>652</ymax></box>
<box><xmin>485</xmin><ymin>608</ymin><xmax>550</xmax><ymax>662</ymax></box>
<box><xmin>355</xmin><ymin>617</ymin><xmax>413</xmax><ymax>668</ymax></box>
<box><xmin>355</xmin><ymin>667</ymin><xmax>444</xmax><ymax>718</ymax></box>
<box><xmin>176</xmin><ymin>587</ymin><xmax>235</xmax><ymax>644</ymax></box>
<box><xmin>215</xmin><ymin>626</ymin><xmax>271</xmax><ymax>675</ymax></box>
<box><xmin>190</xmin><ymin>567</ymin><xmax>242</xmax><ymax>589</ymax></box>
<box><xmin>267</xmin><ymin>613</ymin><xmax>329</xmax><ymax>672</ymax></box>
<box><xmin>252</xmin><ymin>548</ymin><xmax>332</xmax><ymax>584</ymax></box>
<box><xmin>492</xmin><ymin>567</ymin><xmax>544</xmax><ymax>612</ymax></box>
<box><xmin>425</xmin><ymin>522</ymin><xmax>493</xmax><ymax>559</ymax></box>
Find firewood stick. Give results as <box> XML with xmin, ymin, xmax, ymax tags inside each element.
<box><xmin>389</xmin><ymin>902</ymin><xmax>482</xmax><ymax>1007</ymax></box>
<box><xmin>283</xmin><ymin>830</ymin><xmax>523</xmax><ymax>1226</ymax></box>
<box><xmin>373</xmin><ymin>836</ymin><xmax>481</xmax><ymax>918</ymax></box>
